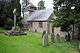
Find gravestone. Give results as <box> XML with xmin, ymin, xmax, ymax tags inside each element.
<box><xmin>51</xmin><ymin>33</ymin><xmax>55</xmax><ymax>43</ymax></box>
<box><xmin>65</xmin><ymin>32</ymin><xmax>71</xmax><ymax>42</ymax></box>
<box><xmin>42</xmin><ymin>31</ymin><xmax>49</xmax><ymax>47</ymax></box>
<box><xmin>56</xmin><ymin>34</ymin><xmax>60</xmax><ymax>42</ymax></box>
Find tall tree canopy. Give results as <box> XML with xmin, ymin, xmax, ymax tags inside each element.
<box><xmin>38</xmin><ymin>0</ymin><xmax>45</xmax><ymax>10</ymax></box>
<box><xmin>53</xmin><ymin>0</ymin><xmax>80</xmax><ymax>41</ymax></box>
<box><xmin>53</xmin><ymin>0</ymin><xmax>80</xmax><ymax>32</ymax></box>
<box><xmin>0</xmin><ymin>0</ymin><xmax>21</xmax><ymax>28</ymax></box>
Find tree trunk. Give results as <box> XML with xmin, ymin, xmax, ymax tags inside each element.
<box><xmin>73</xmin><ymin>23</ymin><xmax>80</xmax><ymax>53</ymax></box>
<box><xmin>51</xmin><ymin>26</ymin><xmax>55</xmax><ymax>43</ymax></box>
<box><xmin>72</xmin><ymin>24</ymin><xmax>75</xmax><ymax>40</ymax></box>
<box><xmin>51</xmin><ymin>33</ymin><xmax>55</xmax><ymax>43</ymax></box>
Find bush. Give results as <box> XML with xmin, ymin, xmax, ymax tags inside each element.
<box><xmin>4</xmin><ymin>18</ymin><xmax>13</xmax><ymax>30</ymax></box>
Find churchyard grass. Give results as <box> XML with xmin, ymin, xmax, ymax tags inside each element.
<box><xmin>0</xmin><ymin>29</ymin><xmax>78</xmax><ymax>53</ymax></box>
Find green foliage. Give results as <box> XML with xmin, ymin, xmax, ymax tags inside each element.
<box><xmin>0</xmin><ymin>31</ymin><xmax>78</xmax><ymax>53</ymax></box>
<box><xmin>17</xmin><ymin>21</ymin><xmax>23</xmax><ymax>28</ymax></box>
<box><xmin>53</xmin><ymin>0</ymin><xmax>80</xmax><ymax>31</ymax></box>
<box><xmin>0</xmin><ymin>0</ymin><xmax>21</xmax><ymax>27</ymax></box>
<box><xmin>38</xmin><ymin>0</ymin><xmax>45</xmax><ymax>10</ymax></box>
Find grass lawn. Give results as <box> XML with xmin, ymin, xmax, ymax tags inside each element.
<box><xmin>0</xmin><ymin>31</ymin><xmax>79</xmax><ymax>53</ymax></box>
<box><xmin>0</xmin><ymin>28</ymin><xmax>8</xmax><ymax>32</ymax></box>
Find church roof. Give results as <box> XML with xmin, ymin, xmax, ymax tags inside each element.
<box><xmin>26</xmin><ymin>9</ymin><xmax>53</xmax><ymax>22</ymax></box>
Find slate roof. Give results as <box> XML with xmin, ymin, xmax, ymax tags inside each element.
<box><xmin>26</xmin><ymin>9</ymin><xmax>53</xmax><ymax>22</ymax></box>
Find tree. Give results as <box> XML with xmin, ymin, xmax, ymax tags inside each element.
<box><xmin>53</xmin><ymin>0</ymin><xmax>80</xmax><ymax>52</ymax></box>
<box><xmin>53</xmin><ymin>0</ymin><xmax>80</xmax><ymax>38</ymax></box>
<box><xmin>0</xmin><ymin>0</ymin><xmax>21</xmax><ymax>29</ymax></box>
<box><xmin>38</xmin><ymin>0</ymin><xmax>45</xmax><ymax>10</ymax></box>
<box><xmin>22</xmin><ymin>0</ymin><xmax>29</xmax><ymax>18</ymax></box>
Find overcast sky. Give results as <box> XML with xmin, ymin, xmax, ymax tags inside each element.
<box><xmin>20</xmin><ymin>0</ymin><xmax>53</xmax><ymax>9</ymax></box>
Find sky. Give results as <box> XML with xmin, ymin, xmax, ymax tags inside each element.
<box><xmin>20</xmin><ymin>0</ymin><xmax>53</xmax><ymax>9</ymax></box>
